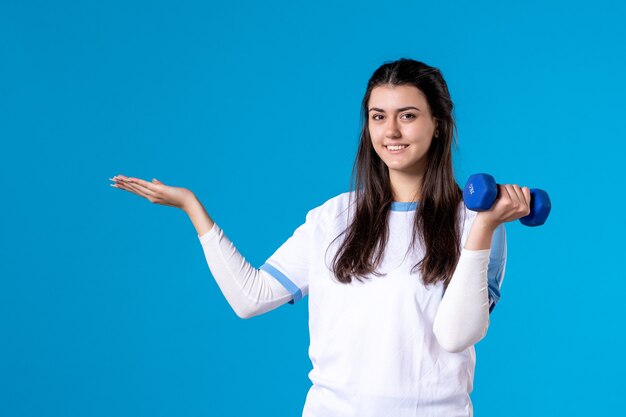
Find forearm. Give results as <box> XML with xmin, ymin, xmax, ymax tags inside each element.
<box><xmin>182</xmin><ymin>194</ymin><xmax>215</xmax><ymax>237</ymax></box>
<box><xmin>463</xmin><ymin>214</ymin><xmax>497</xmax><ymax>250</ymax></box>
<box><xmin>433</xmin><ymin>217</ymin><xmax>498</xmax><ymax>353</ymax></box>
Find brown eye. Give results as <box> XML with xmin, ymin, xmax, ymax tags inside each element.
<box><xmin>401</xmin><ymin>113</ymin><xmax>416</xmax><ymax>119</ymax></box>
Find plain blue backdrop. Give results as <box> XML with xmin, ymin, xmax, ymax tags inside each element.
<box><xmin>1</xmin><ymin>0</ymin><xmax>624</xmax><ymax>416</ymax></box>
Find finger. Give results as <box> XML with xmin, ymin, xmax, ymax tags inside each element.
<box><xmin>120</xmin><ymin>181</ymin><xmax>156</xmax><ymax>200</ymax></box>
<box><xmin>498</xmin><ymin>184</ymin><xmax>512</xmax><ymax>203</ymax></box>
<box><xmin>512</xmin><ymin>184</ymin><xmax>530</xmax><ymax>215</ymax></box>
<box><xmin>114</xmin><ymin>180</ymin><xmax>151</xmax><ymax>198</ymax></box>
<box><xmin>124</xmin><ymin>178</ymin><xmax>158</xmax><ymax>197</ymax></box>
<box><xmin>113</xmin><ymin>180</ymin><xmax>135</xmax><ymax>193</ymax></box>
<box><xmin>110</xmin><ymin>176</ymin><xmax>137</xmax><ymax>192</ymax></box>
<box><xmin>511</xmin><ymin>184</ymin><xmax>526</xmax><ymax>205</ymax></box>
<box><xmin>113</xmin><ymin>181</ymin><xmax>138</xmax><ymax>195</ymax></box>
<box><xmin>126</xmin><ymin>177</ymin><xmax>159</xmax><ymax>191</ymax></box>
<box><xmin>522</xmin><ymin>186</ymin><xmax>531</xmax><ymax>205</ymax></box>
<box><xmin>504</xmin><ymin>184</ymin><xmax>521</xmax><ymax>205</ymax></box>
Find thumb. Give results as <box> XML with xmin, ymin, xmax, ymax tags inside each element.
<box><xmin>152</xmin><ymin>178</ymin><xmax>162</xmax><ymax>184</ymax></box>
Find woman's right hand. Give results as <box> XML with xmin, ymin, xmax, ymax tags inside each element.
<box><xmin>110</xmin><ymin>174</ymin><xmax>196</xmax><ymax>210</ymax></box>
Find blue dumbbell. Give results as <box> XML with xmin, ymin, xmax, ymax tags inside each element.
<box><xmin>463</xmin><ymin>173</ymin><xmax>552</xmax><ymax>227</ymax></box>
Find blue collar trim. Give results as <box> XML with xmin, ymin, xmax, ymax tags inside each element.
<box><xmin>391</xmin><ymin>201</ymin><xmax>418</xmax><ymax>211</ymax></box>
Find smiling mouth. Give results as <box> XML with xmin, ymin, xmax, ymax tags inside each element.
<box><xmin>385</xmin><ymin>145</ymin><xmax>409</xmax><ymax>152</ymax></box>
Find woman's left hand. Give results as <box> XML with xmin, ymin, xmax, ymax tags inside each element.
<box><xmin>475</xmin><ymin>184</ymin><xmax>531</xmax><ymax>229</ymax></box>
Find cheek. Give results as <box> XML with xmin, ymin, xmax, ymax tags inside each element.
<box><xmin>406</xmin><ymin>123</ymin><xmax>425</xmax><ymax>136</ymax></box>
<box><xmin>368</xmin><ymin>125</ymin><xmax>383</xmax><ymax>141</ymax></box>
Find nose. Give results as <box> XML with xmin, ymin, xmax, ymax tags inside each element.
<box><xmin>385</xmin><ymin>118</ymin><xmax>401</xmax><ymax>138</ymax></box>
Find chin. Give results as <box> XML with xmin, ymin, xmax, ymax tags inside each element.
<box><xmin>387</xmin><ymin>159</ymin><xmax>426</xmax><ymax>172</ymax></box>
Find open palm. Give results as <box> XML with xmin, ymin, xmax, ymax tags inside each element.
<box><xmin>110</xmin><ymin>175</ymin><xmax>194</xmax><ymax>209</ymax></box>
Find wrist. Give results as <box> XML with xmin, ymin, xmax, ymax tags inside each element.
<box><xmin>474</xmin><ymin>213</ymin><xmax>499</xmax><ymax>232</ymax></box>
<box><xmin>181</xmin><ymin>192</ymin><xmax>199</xmax><ymax>213</ymax></box>
<box><xmin>464</xmin><ymin>215</ymin><xmax>498</xmax><ymax>251</ymax></box>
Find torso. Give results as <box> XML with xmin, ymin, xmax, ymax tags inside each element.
<box><xmin>302</xmin><ymin>191</ymin><xmax>478</xmax><ymax>417</ymax></box>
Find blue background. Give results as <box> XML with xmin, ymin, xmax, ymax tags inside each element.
<box><xmin>1</xmin><ymin>0</ymin><xmax>624</xmax><ymax>416</ymax></box>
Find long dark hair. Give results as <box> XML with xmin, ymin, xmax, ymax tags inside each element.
<box><xmin>330</xmin><ymin>58</ymin><xmax>463</xmax><ymax>290</ymax></box>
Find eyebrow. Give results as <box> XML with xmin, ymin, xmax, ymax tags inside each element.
<box><xmin>368</xmin><ymin>106</ymin><xmax>421</xmax><ymax>113</ymax></box>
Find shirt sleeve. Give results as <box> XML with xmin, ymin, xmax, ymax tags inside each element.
<box><xmin>433</xmin><ymin>248</ymin><xmax>491</xmax><ymax>353</ymax></box>
<box><xmin>258</xmin><ymin>205</ymin><xmax>322</xmax><ymax>305</ymax></box>
<box><xmin>433</xmin><ymin>223</ymin><xmax>508</xmax><ymax>353</ymax></box>
<box><xmin>198</xmin><ymin>223</ymin><xmax>294</xmax><ymax>319</ymax></box>
<box><xmin>487</xmin><ymin>223</ymin><xmax>507</xmax><ymax>313</ymax></box>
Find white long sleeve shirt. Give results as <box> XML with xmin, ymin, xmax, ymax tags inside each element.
<box><xmin>198</xmin><ymin>191</ymin><xmax>507</xmax><ymax>417</ymax></box>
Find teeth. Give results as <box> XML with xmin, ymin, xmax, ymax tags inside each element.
<box><xmin>386</xmin><ymin>145</ymin><xmax>408</xmax><ymax>151</ymax></box>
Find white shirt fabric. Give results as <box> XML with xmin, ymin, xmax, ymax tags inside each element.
<box><xmin>198</xmin><ymin>190</ymin><xmax>507</xmax><ymax>417</ymax></box>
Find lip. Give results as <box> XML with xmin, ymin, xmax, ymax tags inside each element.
<box><xmin>384</xmin><ymin>144</ymin><xmax>410</xmax><ymax>154</ymax></box>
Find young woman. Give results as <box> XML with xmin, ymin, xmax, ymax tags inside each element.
<box><xmin>110</xmin><ymin>58</ymin><xmax>531</xmax><ymax>417</ymax></box>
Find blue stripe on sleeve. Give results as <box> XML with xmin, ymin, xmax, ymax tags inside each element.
<box><xmin>487</xmin><ymin>223</ymin><xmax>507</xmax><ymax>314</ymax></box>
<box><xmin>259</xmin><ymin>262</ymin><xmax>303</xmax><ymax>305</ymax></box>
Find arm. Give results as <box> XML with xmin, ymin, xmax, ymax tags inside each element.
<box><xmin>433</xmin><ymin>183</ymin><xmax>526</xmax><ymax>352</ymax></box>
<box><xmin>432</xmin><ymin>217</ymin><xmax>495</xmax><ymax>353</ymax></box>
<box><xmin>183</xmin><ymin>194</ymin><xmax>216</xmax><ymax>237</ymax></box>
<box><xmin>184</xmin><ymin>196</ymin><xmax>293</xmax><ymax>319</ymax></box>
<box><xmin>110</xmin><ymin>176</ymin><xmax>293</xmax><ymax>319</ymax></box>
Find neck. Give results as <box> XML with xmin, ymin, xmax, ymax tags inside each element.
<box><xmin>389</xmin><ymin>169</ymin><xmax>424</xmax><ymax>202</ymax></box>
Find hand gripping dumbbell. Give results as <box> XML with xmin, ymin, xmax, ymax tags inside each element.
<box><xmin>463</xmin><ymin>173</ymin><xmax>552</xmax><ymax>227</ymax></box>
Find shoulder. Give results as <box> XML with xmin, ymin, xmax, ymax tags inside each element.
<box><xmin>306</xmin><ymin>190</ymin><xmax>355</xmax><ymax>226</ymax></box>
<box><xmin>310</xmin><ymin>190</ymin><xmax>354</xmax><ymax>212</ymax></box>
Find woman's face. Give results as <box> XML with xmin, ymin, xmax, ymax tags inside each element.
<box><xmin>368</xmin><ymin>84</ymin><xmax>438</xmax><ymax>175</ymax></box>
